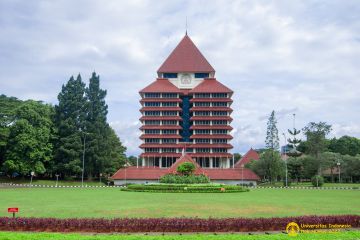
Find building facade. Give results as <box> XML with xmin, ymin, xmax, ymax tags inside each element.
<box><xmin>139</xmin><ymin>34</ymin><xmax>233</xmax><ymax>169</ymax></box>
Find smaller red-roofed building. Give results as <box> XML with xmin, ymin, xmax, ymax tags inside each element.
<box><xmin>234</xmin><ymin>148</ymin><xmax>260</xmax><ymax>167</ymax></box>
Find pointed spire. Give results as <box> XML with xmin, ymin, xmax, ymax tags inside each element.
<box><xmin>158</xmin><ymin>35</ymin><xmax>215</xmax><ymax>73</ymax></box>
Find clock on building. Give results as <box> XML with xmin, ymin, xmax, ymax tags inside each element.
<box><xmin>180</xmin><ymin>74</ymin><xmax>191</xmax><ymax>84</ymax></box>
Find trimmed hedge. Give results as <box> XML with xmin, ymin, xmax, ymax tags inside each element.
<box><xmin>160</xmin><ymin>174</ymin><xmax>210</xmax><ymax>184</ymax></box>
<box><xmin>0</xmin><ymin>215</ymin><xmax>358</xmax><ymax>232</ymax></box>
<box><xmin>121</xmin><ymin>184</ymin><xmax>249</xmax><ymax>193</ymax></box>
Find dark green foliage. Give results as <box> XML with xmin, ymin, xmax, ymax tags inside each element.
<box><xmin>3</xmin><ymin>100</ymin><xmax>55</xmax><ymax>175</ymax></box>
<box><xmin>328</xmin><ymin>136</ymin><xmax>360</xmax><ymax>156</ymax></box>
<box><xmin>311</xmin><ymin>175</ymin><xmax>324</xmax><ymax>187</ymax></box>
<box><xmin>233</xmin><ymin>153</ymin><xmax>242</xmax><ymax>164</ymax></box>
<box><xmin>265</xmin><ymin>110</ymin><xmax>279</xmax><ymax>150</ymax></box>
<box><xmin>247</xmin><ymin>150</ymin><xmax>284</xmax><ymax>182</ymax></box>
<box><xmin>160</xmin><ymin>174</ymin><xmax>210</xmax><ymax>184</ymax></box>
<box><xmin>122</xmin><ymin>184</ymin><xmax>248</xmax><ymax>193</ymax></box>
<box><xmin>176</xmin><ymin>162</ymin><xmax>195</xmax><ymax>175</ymax></box>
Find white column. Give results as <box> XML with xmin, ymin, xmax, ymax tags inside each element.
<box><xmin>159</xmin><ymin>157</ymin><xmax>162</xmax><ymax>168</ymax></box>
<box><xmin>210</xmin><ymin>158</ymin><xmax>213</xmax><ymax>169</ymax></box>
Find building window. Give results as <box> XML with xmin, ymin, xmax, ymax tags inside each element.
<box><xmin>212</xmin><ymin>120</ymin><xmax>227</xmax><ymax>125</ymax></box>
<box><xmin>195</xmin><ymin>129</ymin><xmax>210</xmax><ymax>134</ymax></box>
<box><xmin>144</xmin><ymin>93</ymin><xmax>160</xmax><ymax>98</ymax></box>
<box><xmin>144</xmin><ymin>129</ymin><xmax>161</xmax><ymax>134</ymax></box>
<box><xmin>162</xmin><ymin>111</ymin><xmax>177</xmax><ymax>116</ymax></box>
<box><xmin>194</xmin><ymin>120</ymin><xmax>211</xmax><ymax>125</ymax></box>
<box><xmin>197</xmin><ymin>148</ymin><xmax>210</xmax><ymax>153</ymax></box>
<box><xmin>162</xmin><ymin>120</ymin><xmax>177</xmax><ymax>125</ymax></box>
<box><xmin>144</xmin><ymin>120</ymin><xmax>160</xmax><ymax>125</ymax></box>
<box><xmin>162</xmin><ymin>102</ymin><xmax>177</xmax><ymax>107</ymax></box>
<box><xmin>194</xmin><ymin>111</ymin><xmax>210</xmax><ymax>116</ymax></box>
<box><xmin>213</xmin><ymin>139</ymin><xmax>227</xmax><ymax>144</ymax></box>
<box><xmin>163</xmin><ymin>73</ymin><xmax>178</xmax><ymax>78</ymax></box>
<box><xmin>163</xmin><ymin>129</ymin><xmax>177</xmax><ymax>134</ymax></box>
<box><xmin>144</xmin><ymin>102</ymin><xmax>161</xmax><ymax>107</ymax></box>
<box><xmin>212</xmin><ymin>93</ymin><xmax>227</xmax><ymax>98</ymax></box>
<box><xmin>162</xmin><ymin>148</ymin><xmax>177</xmax><ymax>153</ymax></box>
<box><xmin>212</xmin><ymin>111</ymin><xmax>227</xmax><ymax>116</ymax></box>
<box><xmin>162</xmin><ymin>138</ymin><xmax>176</xmax><ymax>143</ymax></box>
<box><xmin>194</xmin><ymin>73</ymin><xmax>210</xmax><ymax>78</ymax></box>
<box><xmin>195</xmin><ymin>93</ymin><xmax>211</xmax><ymax>98</ymax></box>
<box><xmin>196</xmin><ymin>139</ymin><xmax>210</xmax><ymax>143</ymax></box>
<box><xmin>212</xmin><ymin>129</ymin><xmax>227</xmax><ymax>134</ymax></box>
<box><xmin>162</xmin><ymin>93</ymin><xmax>177</xmax><ymax>98</ymax></box>
<box><xmin>213</xmin><ymin>148</ymin><xmax>227</xmax><ymax>153</ymax></box>
<box><xmin>212</xmin><ymin>102</ymin><xmax>227</xmax><ymax>107</ymax></box>
<box><xmin>145</xmin><ymin>148</ymin><xmax>160</xmax><ymax>152</ymax></box>
<box><xmin>145</xmin><ymin>139</ymin><xmax>160</xmax><ymax>143</ymax></box>
<box><xmin>144</xmin><ymin>111</ymin><xmax>161</xmax><ymax>116</ymax></box>
<box><xmin>194</xmin><ymin>102</ymin><xmax>210</xmax><ymax>107</ymax></box>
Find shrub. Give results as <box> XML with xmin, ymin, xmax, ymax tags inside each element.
<box><xmin>177</xmin><ymin>162</ymin><xmax>195</xmax><ymax>175</ymax></box>
<box><xmin>160</xmin><ymin>174</ymin><xmax>210</xmax><ymax>184</ymax></box>
<box><xmin>0</xmin><ymin>215</ymin><xmax>358</xmax><ymax>233</ymax></box>
<box><xmin>311</xmin><ymin>175</ymin><xmax>324</xmax><ymax>187</ymax></box>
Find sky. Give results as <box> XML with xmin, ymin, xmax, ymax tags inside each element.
<box><xmin>0</xmin><ymin>0</ymin><xmax>359</xmax><ymax>156</ymax></box>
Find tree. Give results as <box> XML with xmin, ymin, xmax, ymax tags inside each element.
<box><xmin>265</xmin><ymin>110</ymin><xmax>279</xmax><ymax>150</ymax></box>
<box><xmin>328</xmin><ymin>136</ymin><xmax>360</xmax><ymax>156</ymax></box>
<box><xmin>302</xmin><ymin>122</ymin><xmax>332</xmax><ymax>175</ymax></box>
<box><xmin>287</xmin><ymin>157</ymin><xmax>303</xmax><ymax>183</ymax></box>
<box><xmin>127</xmin><ymin>156</ymin><xmax>138</xmax><ymax>166</ymax></box>
<box><xmin>233</xmin><ymin>153</ymin><xmax>242</xmax><ymax>164</ymax></box>
<box><xmin>3</xmin><ymin>101</ymin><xmax>54</xmax><ymax>176</ymax></box>
<box><xmin>287</xmin><ymin>114</ymin><xmax>302</xmax><ymax>157</ymax></box>
<box><xmin>247</xmin><ymin>150</ymin><xmax>284</xmax><ymax>182</ymax></box>
<box><xmin>54</xmin><ymin>74</ymin><xmax>87</xmax><ymax>176</ymax></box>
<box><xmin>177</xmin><ymin>162</ymin><xmax>195</xmax><ymax>176</ymax></box>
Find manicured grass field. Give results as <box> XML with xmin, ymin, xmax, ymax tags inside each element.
<box><xmin>0</xmin><ymin>178</ymin><xmax>105</xmax><ymax>186</ymax></box>
<box><xmin>0</xmin><ymin>188</ymin><xmax>359</xmax><ymax>218</ymax></box>
<box><xmin>0</xmin><ymin>231</ymin><xmax>359</xmax><ymax>240</ymax></box>
<box><xmin>259</xmin><ymin>182</ymin><xmax>360</xmax><ymax>188</ymax></box>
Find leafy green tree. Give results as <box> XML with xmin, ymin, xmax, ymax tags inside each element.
<box><xmin>287</xmin><ymin>157</ymin><xmax>303</xmax><ymax>183</ymax></box>
<box><xmin>247</xmin><ymin>150</ymin><xmax>284</xmax><ymax>182</ymax></box>
<box><xmin>3</xmin><ymin>101</ymin><xmax>54</xmax><ymax>176</ymax></box>
<box><xmin>54</xmin><ymin>75</ymin><xmax>87</xmax><ymax>176</ymax></box>
<box><xmin>233</xmin><ymin>153</ymin><xmax>242</xmax><ymax>164</ymax></box>
<box><xmin>177</xmin><ymin>162</ymin><xmax>195</xmax><ymax>176</ymax></box>
<box><xmin>302</xmin><ymin>122</ymin><xmax>332</xmax><ymax>175</ymax></box>
<box><xmin>127</xmin><ymin>156</ymin><xmax>138</xmax><ymax>166</ymax></box>
<box><xmin>328</xmin><ymin>136</ymin><xmax>360</xmax><ymax>156</ymax></box>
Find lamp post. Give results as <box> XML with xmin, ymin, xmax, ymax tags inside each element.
<box><xmin>80</xmin><ymin>129</ymin><xmax>88</xmax><ymax>188</ymax></box>
<box><xmin>282</xmin><ymin>133</ymin><xmax>288</xmax><ymax>187</ymax></box>
<box><xmin>55</xmin><ymin>174</ymin><xmax>60</xmax><ymax>187</ymax></box>
<box><xmin>30</xmin><ymin>171</ymin><xmax>34</xmax><ymax>186</ymax></box>
<box><xmin>337</xmin><ymin>162</ymin><xmax>341</xmax><ymax>183</ymax></box>
<box><xmin>241</xmin><ymin>164</ymin><xmax>244</xmax><ymax>187</ymax></box>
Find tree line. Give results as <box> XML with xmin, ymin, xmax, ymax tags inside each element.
<box><xmin>247</xmin><ymin>111</ymin><xmax>360</xmax><ymax>184</ymax></box>
<box><xmin>0</xmin><ymin>72</ymin><xmax>127</xmax><ymax>180</ymax></box>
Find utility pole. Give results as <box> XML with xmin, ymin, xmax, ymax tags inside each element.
<box><xmin>282</xmin><ymin>133</ymin><xmax>288</xmax><ymax>187</ymax></box>
<box><xmin>81</xmin><ymin>132</ymin><xmax>86</xmax><ymax>188</ymax></box>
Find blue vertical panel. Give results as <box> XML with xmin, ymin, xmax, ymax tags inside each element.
<box><xmin>181</xmin><ymin>96</ymin><xmax>191</xmax><ymax>142</ymax></box>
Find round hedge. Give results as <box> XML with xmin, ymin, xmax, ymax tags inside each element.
<box><xmin>121</xmin><ymin>184</ymin><xmax>249</xmax><ymax>193</ymax></box>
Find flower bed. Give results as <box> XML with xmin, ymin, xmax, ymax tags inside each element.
<box><xmin>0</xmin><ymin>215</ymin><xmax>358</xmax><ymax>233</ymax></box>
<box><xmin>121</xmin><ymin>184</ymin><xmax>249</xmax><ymax>193</ymax></box>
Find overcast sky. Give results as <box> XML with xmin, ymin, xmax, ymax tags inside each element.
<box><xmin>1</xmin><ymin>0</ymin><xmax>359</xmax><ymax>156</ymax></box>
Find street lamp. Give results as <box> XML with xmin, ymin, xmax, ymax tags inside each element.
<box><xmin>55</xmin><ymin>174</ymin><xmax>60</xmax><ymax>187</ymax></box>
<box><xmin>337</xmin><ymin>162</ymin><xmax>341</xmax><ymax>183</ymax></box>
<box><xmin>282</xmin><ymin>133</ymin><xmax>288</xmax><ymax>187</ymax></box>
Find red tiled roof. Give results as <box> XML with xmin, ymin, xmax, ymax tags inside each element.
<box><xmin>167</xmin><ymin>154</ymin><xmax>204</xmax><ymax>175</ymax></box>
<box><xmin>139</xmin><ymin>125</ymin><xmax>182</xmax><ymax>130</ymax></box>
<box><xmin>140</xmin><ymin>153</ymin><xmax>181</xmax><ymax>158</ymax></box>
<box><xmin>112</xmin><ymin>167</ymin><xmax>168</xmax><ymax>180</ymax></box>
<box><xmin>140</xmin><ymin>98</ymin><xmax>182</xmax><ymax>103</ymax></box>
<box><xmin>140</xmin><ymin>107</ymin><xmax>182</xmax><ymax>112</ymax></box>
<box><xmin>235</xmin><ymin>148</ymin><xmax>260</xmax><ymax>167</ymax></box>
<box><xmin>190</xmin><ymin>107</ymin><xmax>233</xmax><ymax>112</ymax></box>
<box><xmin>139</xmin><ymin>78</ymin><xmax>181</xmax><ymax>93</ymax></box>
<box><xmin>190</xmin><ymin>79</ymin><xmax>233</xmax><ymax>93</ymax></box>
<box><xmin>190</xmin><ymin>134</ymin><xmax>233</xmax><ymax>139</ymax></box>
<box><xmin>190</xmin><ymin>116</ymin><xmax>233</xmax><ymax>121</ymax></box>
<box><xmin>190</xmin><ymin>98</ymin><xmax>233</xmax><ymax>103</ymax></box>
<box><xmin>139</xmin><ymin>144</ymin><xmax>180</xmax><ymax>148</ymax></box>
<box><xmin>140</xmin><ymin>116</ymin><xmax>182</xmax><ymax>121</ymax></box>
<box><xmin>204</xmin><ymin>168</ymin><xmax>260</xmax><ymax>180</ymax></box>
<box><xmin>190</xmin><ymin>144</ymin><xmax>233</xmax><ymax>149</ymax></box>
<box><xmin>189</xmin><ymin>153</ymin><xmax>233</xmax><ymax>157</ymax></box>
<box><xmin>190</xmin><ymin>125</ymin><xmax>233</xmax><ymax>130</ymax></box>
<box><xmin>139</xmin><ymin>134</ymin><xmax>182</xmax><ymax>139</ymax></box>
<box><xmin>158</xmin><ymin>35</ymin><xmax>215</xmax><ymax>73</ymax></box>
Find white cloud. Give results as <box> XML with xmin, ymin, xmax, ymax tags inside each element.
<box><xmin>0</xmin><ymin>0</ymin><xmax>359</xmax><ymax>155</ymax></box>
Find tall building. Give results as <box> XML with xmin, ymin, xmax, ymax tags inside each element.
<box><xmin>139</xmin><ymin>34</ymin><xmax>233</xmax><ymax>169</ymax></box>
<box><xmin>112</xmin><ymin>34</ymin><xmax>260</xmax><ymax>185</ymax></box>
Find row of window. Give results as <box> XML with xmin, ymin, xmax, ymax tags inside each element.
<box><xmin>144</xmin><ymin>102</ymin><xmax>178</xmax><ymax>107</ymax></box>
<box><xmin>145</xmin><ymin>139</ymin><xmax>177</xmax><ymax>143</ymax></box>
<box><xmin>194</xmin><ymin>102</ymin><xmax>228</xmax><ymax>107</ymax></box>
<box><xmin>144</xmin><ymin>148</ymin><xmax>228</xmax><ymax>153</ymax></box>
<box><xmin>144</xmin><ymin>129</ymin><xmax>177</xmax><ymax>134</ymax></box>
<box><xmin>194</xmin><ymin>93</ymin><xmax>228</xmax><ymax>98</ymax></box>
<box><xmin>144</xmin><ymin>139</ymin><xmax>228</xmax><ymax>144</ymax></box>
<box><xmin>193</xmin><ymin>111</ymin><xmax>228</xmax><ymax>116</ymax></box>
<box><xmin>144</xmin><ymin>93</ymin><xmax>178</xmax><ymax>98</ymax></box>
<box><xmin>144</xmin><ymin>111</ymin><xmax>178</xmax><ymax>116</ymax></box>
<box><xmin>194</xmin><ymin>129</ymin><xmax>228</xmax><ymax>134</ymax></box>
<box><xmin>194</xmin><ymin>120</ymin><xmax>228</xmax><ymax>125</ymax></box>
<box><xmin>162</xmin><ymin>73</ymin><xmax>210</xmax><ymax>79</ymax></box>
<box><xmin>144</xmin><ymin>120</ymin><xmax>178</xmax><ymax>125</ymax></box>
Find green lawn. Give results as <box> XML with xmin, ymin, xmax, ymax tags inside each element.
<box><xmin>258</xmin><ymin>182</ymin><xmax>360</xmax><ymax>188</ymax></box>
<box><xmin>0</xmin><ymin>188</ymin><xmax>359</xmax><ymax>218</ymax></box>
<box><xmin>0</xmin><ymin>178</ymin><xmax>105</xmax><ymax>186</ymax></box>
<box><xmin>0</xmin><ymin>231</ymin><xmax>359</xmax><ymax>240</ymax></box>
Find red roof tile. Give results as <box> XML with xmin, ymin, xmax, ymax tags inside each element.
<box><xmin>112</xmin><ymin>167</ymin><xmax>168</xmax><ymax>180</ymax></box>
<box><xmin>235</xmin><ymin>148</ymin><xmax>260</xmax><ymax>167</ymax></box>
<box><xmin>140</xmin><ymin>116</ymin><xmax>182</xmax><ymax>121</ymax></box>
<box><xmin>190</xmin><ymin>78</ymin><xmax>233</xmax><ymax>93</ymax></box>
<box><xmin>190</xmin><ymin>134</ymin><xmax>233</xmax><ymax>139</ymax></box>
<box><xmin>190</xmin><ymin>125</ymin><xmax>233</xmax><ymax>130</ymax></box>
<box><xmin>190</xmin><ymin>98</ymin><xmax>233</xmax><ymax>103</ymax></box>
<box><xmin>158</xmin><ymin>35</ymin><xmax>215</xmax><ymax>73</ymax></box>
<box><xmin>140</xmin><ymin>98</ymin><xmax>182</xmax><ymax>103</ymax></box>
<box><xmin>140</xmin><ymin>134</ymin><xmax>182</xmax><ymax>139</ymax></box>
<box><xmin>140</xmin><ymin>153</ymin><xmax>181</xmax><ymax>158</ymax></box>
<box><xmin>190</xmin><ymin>116</ymin><xmax>233</xmax><ymax>121</ymax></box>
<box><xmin>139</xmin><ymin>78</ymin><xmax>181</xmax><ymax>93</ymax></box>
<box><xmin>190</xmin><ymin>107</ymin><xmax>233</xmax><ymax>112</ymax></box>
<box><xmin>140</xmin><ymin>107</ymin><xmax>182</xmax><ymax>112</ymax></box>
<box><xmin>204</xmin><ymin>168</ymin><xmax>260</xmax><ymax>180</ymax></box>
<box><xmin>139</xmin><ymin>125</ymin><xmax>182</xmax><ymax>130</ymax></box>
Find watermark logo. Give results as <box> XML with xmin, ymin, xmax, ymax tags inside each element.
<box><xmin>286</xmin><ymin>222</ymin><xmax>300</xmax><ymax>236</ymax></box>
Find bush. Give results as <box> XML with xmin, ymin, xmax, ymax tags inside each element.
<box><xmin>177</xmin><ymin>162</ymin><xmax>195</xmax><ymax>175</ymax></box>
<box><xmin>122</xmin><ymin>183</ymin><xmax>249</xmax><ymax>193</ymax></box>
<box><xmin>160</xmin><ymin>174</ymin><xmax>210</xmax><ymax>184</ymax></box>
<box><xmin>311</xmin><ymin>175</ymin><xmax>324</xmax><ymax>187</ymax></box>
<box><xmin>0</xmin><ymin>215</ymin><xmax>358</xmax><ymax>233</ymax></box>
